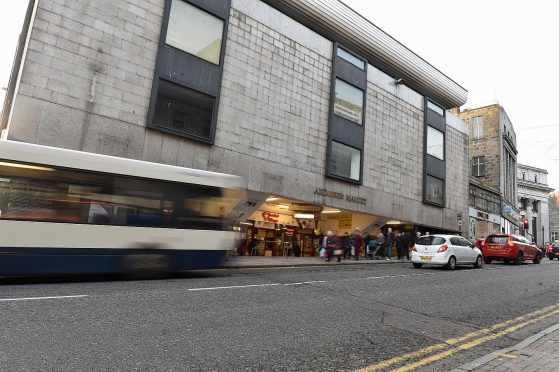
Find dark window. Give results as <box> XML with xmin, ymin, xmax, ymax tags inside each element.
<box><xmin>534</xmin><ymin>175</ymin><xmax>538</xmax><ymax>183</ymax></box>
<box><xmin>450</xmin><ymin>237</ymin><xmax>462</xmax><ymax>246</ymax></box>
<box><xmin>522</xmin><ymin>172</ymin><xmax>526</xmax><ymax>180</ymax></box>
<box><xmin>336</xmin><ymin>47</ymin><xmax>365</xmax><ymax>70</ymax></box>
<box><xmin>329</xmin><ymin>141</ymin><xmax>361</xmax><ymax>181</ymax></box>
<box><xmin>425</xmin><ymin>175</ymin><xmax>444</xmax><ymax>205</ymax></box>
<box><xmin>532</xmin><ymin>200</ymin><xmax>538</xmax><ymax>212</ymax></box>
<box><xmin>153</xmin><ymin>79</ymin><xmax>214</xmax><ymax>140</ymax></box>
<box><xmin>0</xmin><ymin>160</ymin><xmax>228</xmax><ymax>230</ymax></box>
<box><xmin>472</xmin><ymin>156</ymin><xmax>485</xmax><ymax>177</ymax></box>
<box><xmin>417</xmin><ymin>236</ymin><xmax>446</xmax><ymax>246</ymax></box>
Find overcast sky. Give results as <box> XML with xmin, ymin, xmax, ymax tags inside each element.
<box><xmin>0</xmin><ymin>1</ymin><xmax>558</xmax><ymax>189</ymax></box>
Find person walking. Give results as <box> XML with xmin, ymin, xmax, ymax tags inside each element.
<box><xmin>384</xmin><ymin>228</ymin><xmax>395</xmax><ymax>260</ymax></box>
<box><xmin>341</xmin><ymin>232</ymin><xmax>351</xmax><ymax>260</ymax></box>
<box><xmin>375</xmin><ymin>233</ymin><xmax>385</xmax><ymax>259</ymax></box>
<box><xmin>396</xmin><ymin>232</ymin><xmax>407</xmax><ymax>260</ymax></box>
<box><xmin>322</xmin><ymin>231</ymin><xmax>333</xmax><ymax>262</ymax></box>
<box><xmin>352</xmin><ymin>229</ymin><xmax>364</xmax><ymax>260</ymax></box>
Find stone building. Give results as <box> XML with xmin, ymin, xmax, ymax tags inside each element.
<box><xmin>454</xmin><ymin>104</ymin><xmax>520</xmax><ymax>236</ymax></box>
<box><xmin>548</xmin><ymin>193</ymin><xmax>559</xmax><ymax>243</ymax></box>
<box><xmin>517</xmin><ymin>164</ymin><xmax>554</xmax><ymax>245</ymax></box>
<box><xmin>0</xmin><ymin>0</ymin><xmax>470</xmax><ymax>256</ymax></box>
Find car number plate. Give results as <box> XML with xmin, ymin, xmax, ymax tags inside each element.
<box><xmin>420</xmin><ymin>256</ymin><xmax>432</xmax><ymax>261</ymax></box>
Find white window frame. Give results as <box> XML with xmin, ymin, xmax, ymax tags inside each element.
<box><xmin>472</xmin><ymin>116</ymin><xmax>484</xmax><ymax>139</ymax></box>
<box><xmin>472</xmin><ymin>156</ymin><xmax>485</xmax><ymax>177</ymax></box>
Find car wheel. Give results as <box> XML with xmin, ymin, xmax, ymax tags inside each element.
<box><xmin>514</xmin><ymin>251</ymin><xmax>524</xmax><ymax>265</ymax></box>
<box><xmin>413</xmin><ymin>263</ymin><xmax>422</xmax><ymax>269</ymax></box>
<box><xmin>533</xmin><ymin>253</ymin><xmax>541</xmax><ymax>264</ymax></box>
<box><xmin>483</xmin><ymin>257</ymin><xmax>492</xmax><ymax>264</ymax></box>
<box><xmin>474</xmin><ymin>255</ymin><xmax>483</xmax><ymax>269</ymax></box>
<box><xmin>446</xmin><ymin>256</ymin><xmax>457</xmax><ymax>271</ymax></box>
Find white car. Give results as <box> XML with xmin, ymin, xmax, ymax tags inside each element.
<box><xmin>411</xmin><ymin>234</ymin><xmax>483</xmax><ymax>270</ymax></box>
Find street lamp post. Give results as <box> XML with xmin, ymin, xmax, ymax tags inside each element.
<box><xmin>542</xmin><ymin>225</ymin><xmax>545</xmax><ymax>247</ymax></box>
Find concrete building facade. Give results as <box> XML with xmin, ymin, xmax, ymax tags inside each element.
<box><xmin>517</xmin><ymin>164</ymin><xmax>554</xmax><ymax>245</ymax></box>
<box><xmin>1</xmin><ymin>0</ymin><xmax>470</xmax><ymax>255</ymax></box>
<box><xmin>454</xmin><ymin>104</ymin><xmax>520</xmax><ymax>236</ymax></box>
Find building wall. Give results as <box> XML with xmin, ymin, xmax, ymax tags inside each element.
<box><xmin>455</xmin><ymin>105</ymin><xmax>501</xmax><ymax>189</ymax></box>
<box><xmin>3</xmin><ymin>0</ymin><xmax>470</xmax><ymax>231</ymax></box>
<box><xmin>550</xmin><ymin>193</ymin><xmax>559</xmax><ymax>242</ymax></box>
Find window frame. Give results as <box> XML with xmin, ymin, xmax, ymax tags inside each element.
<box><xmin>426</xmin><ymin>125</ymin><xmax>445</xmax><ymax>160</ymax></box>
<box><xmin>165</xmin><ymin>0</ymin><xmax>226</xmax><ymax>66</ymax></box>
<box><xmin>333</xmin><ymin>78</ymin><xmax>365</xmax><ymax>125</ymax></box>
<box><xmin>471</xmin><ymin>116</ymin><xmax>484</xmax><ymax>139</ymax></box>
<box><xmin>425</xmin><ymin>175</ymin><xmax>445</xmax><ymax>206</ymax></box>
<box><xmin>336</xmin><ymin>47</ymin><xmax>366</xmax><ymax>70</ymax></box>
<box><xmin>328</xmin><ymin>140</ymin><xmax>362</xmax><ymax>182</ymax></box>
<box><xmin>472</xmin><ymin>156</ymin><xmax>485</xmax><ymax>177</ymax></box>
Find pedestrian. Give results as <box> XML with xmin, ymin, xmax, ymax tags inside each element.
<box><xmin>341</xmin><ymin>232</ymin><xmax>351</xmax><ymax>259</ymax></box>
<box><xmin>415</xmin><ymin>231</ymin><xmax>421</xmax><ymax>244</ymax></box>
<box><xmin>293</xmin><ymin>242</ymin><xmax>301</xmax><ymax>257</ymax></box>
<box><xmin>396</xmin><ymin>232</ymin><xmax>408</xmax><ymax>260</ymax></box>
<box><xmin>384</xmin><ymin>228</ymin><xmax>395</xmax><ymax>260</ymax></box>
<box><xmin>326</xmin><ymin>231</ymin><xmax>342</xmax><ymax>263</ymax></box>
<box><xmin>322</xmin><ymin>231</ymin><xmax>333</xmax><ymax>261</ymax></box>
<box><xmin>375</xmin><ymin>233</ymin><xmax>385</xmax><ymax>259</ymax></box>
<box><xmin>351</xmin><ymin>228</ymin><xmax>364</xmax><ymax>260</ymax></box>
<box><xmin>367</xmin><ymin>237</ymin><xmax>377</xmax><ymax>259</ymax></box>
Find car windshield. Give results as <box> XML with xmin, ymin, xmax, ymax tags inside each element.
<box><xmin>486</xmin><ymin>236</ymin><xmax>509</xmax><ymax>244</ymax></box>
<box><xmin>417</xmin><ymin>236</ymin><xmax>446</xmax><ymax>245</ymax></box>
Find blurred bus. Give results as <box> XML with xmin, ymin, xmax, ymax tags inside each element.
<box><xmin>0</xmin><ymin>140</ymin><xmax>245</xmax><ymax>276</ymax></box>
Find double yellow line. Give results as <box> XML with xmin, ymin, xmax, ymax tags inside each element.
<box><xmin>358</xmin><ymin>303</ymin><xmax>559</xmax><ymax>372</ymax></box>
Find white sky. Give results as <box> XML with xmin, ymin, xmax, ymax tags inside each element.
<box><xmin>0</xmin><ymin>1</ymin><xmax>558</xmax><ymax>188</ymax></box>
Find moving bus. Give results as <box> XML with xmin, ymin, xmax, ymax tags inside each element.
<box><xmin>0</xmin><ymin>140</ymin><xmax>245</xmax><ymax>276</ymax></box>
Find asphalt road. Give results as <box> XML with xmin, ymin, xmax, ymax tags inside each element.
<box><xmin>2</xmin><ymin>259</ymin><xmax>559</xmax><ymax>371</ymax></box>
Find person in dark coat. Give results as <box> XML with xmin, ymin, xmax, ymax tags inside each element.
<box><xmin>397</xmin><ymin>232</ymin><xmax>410</xmax><ymax>260</ymax></box>
<box><xmin>352</xmin><ymin>229</ymin><xmax>364</xmax><ymax>260</ymax></box>
<box><xmin>384</xmin><ymin>228</ymin><xmax>395</xmax><ymax>260</ymax></box>
<box><xmin>341</xmin><ymin>232</ymin><xmax>351</xmax><ymax>259</ymax></box>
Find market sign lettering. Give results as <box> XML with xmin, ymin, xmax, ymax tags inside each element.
<box><xmin>314</xmin><ymin>188</ymin><xmax>366</xmax><ymax>205</ymax></box>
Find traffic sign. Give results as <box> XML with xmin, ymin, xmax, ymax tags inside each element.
<box><xmin>458</xmin><ymin>220</ymin><xmax>463</xmax><ymax>227</ymax></box>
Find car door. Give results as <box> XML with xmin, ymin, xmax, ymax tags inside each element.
<box><xmin>449</xmin><ymin>237</ymin><xmax>466</xmax><ymax>262</ymax></box>
<box><xmin>459</xmin><ymin>237</ymin><xmax>477</xmax><ymax>263</ymax></box>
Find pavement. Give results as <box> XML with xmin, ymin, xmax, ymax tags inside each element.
<box><xmin>223</xmin><ymin>254</ymin><xmax>408</xmax><ymax>268</ymax></box>
<box><xmin>452</xmin><ymin>323</ymin><xmax>559</xmax><ymax>371</ymax></box>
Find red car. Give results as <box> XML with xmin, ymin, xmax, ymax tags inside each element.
<box><xmin>481</xmin><ymin>234</ymin><xmax>542</xmax><ymax>265</ymax></box>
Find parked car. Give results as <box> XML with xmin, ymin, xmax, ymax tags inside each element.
<box><xmin>481</xmin><ymin>234</ymin><xmax>542</xmax><ymax>265</ymax></box>
<box><xmin>411</xmin><ymin>235</ymin><xmax>483</xmax><ymax>270</ymax></box>
<box><xmin>546</xmin><ymin>242</ymin><xmax>559</xmax><ymax>260</ymax></box>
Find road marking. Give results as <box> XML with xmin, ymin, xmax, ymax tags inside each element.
<box><xmin>188</xmin><ymin>281</ymin><xmax>326</xmax><ymax>291</ymax></box>
<box><xmin>392</xmin><ymin>308</ymin><xmax>559</xmax><ymax>372</ymax></box>
<box><xmin>0</xmin><ymin>295</ymin><xmax>88</xmax><ymax>302</ymax></box>
<box><xmin>358</xmin><ymin>303</ymin><xmax>559</xmax><ymax>371</ymax></box>
<box><xmin>491</xmin><ymin>352</ymin><xmax>518</xmax><ymax>359</ymax></box>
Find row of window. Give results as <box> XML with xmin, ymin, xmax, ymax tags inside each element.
<box><xmin>151</xmin><ymin>1</ymin><xmax>449</xmax><ymax>208</ymax></box>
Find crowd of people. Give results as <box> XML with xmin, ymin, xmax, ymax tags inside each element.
<box><xmin>320</xmin><ymin>228</ymin><xmax>420</xmax><ymax>262</ymax></box>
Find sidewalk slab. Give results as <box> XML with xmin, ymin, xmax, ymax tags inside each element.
<box><xmin>222</xmin><ymin>256</ymin><xmax>409</xmax><ymax>269</ymax></box>
<box><xmin>451</xmin><ymin>323</ymin><xmax>559</xmax><ymax>371</ymax></box>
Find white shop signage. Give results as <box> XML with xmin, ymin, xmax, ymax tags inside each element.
<box><xmin>469</xmin><ymin>207</ymin><xmax>500</xmax><ymax>224</ymax></box>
